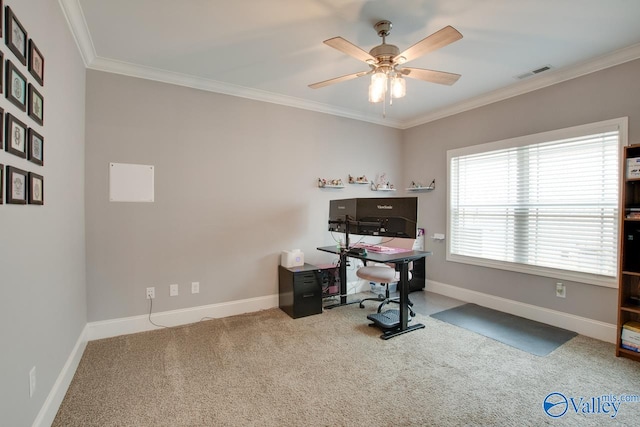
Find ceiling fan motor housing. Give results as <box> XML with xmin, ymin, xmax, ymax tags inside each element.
<box><xmin>369</xmin><ymin>43</ymin><xmax>400</xmax><ymax>62</ymax></box>
<box><xmin>370</xmin><ymin>20</ymin><xmax>400</xmax><ymax>67</ymax></box>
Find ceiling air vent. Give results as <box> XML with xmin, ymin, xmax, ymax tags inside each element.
<box><xmin>515</xmin><ymin>65</ymin><xmax>553</xmax><ymax>80</ymax></box>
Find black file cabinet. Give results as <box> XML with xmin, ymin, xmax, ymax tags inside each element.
<box><xmin>278</xmin><ymin>264</ymin><xmax>323</xmax><ymax>319</ymax></box>
<box><xmin>409</xmin><ymin>257</ymin><xmax>426</xmax><ymax>292</ymax></box>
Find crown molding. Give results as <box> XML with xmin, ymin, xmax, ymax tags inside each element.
<box><xmin>58</xmin><ymin>0</ymin><xmax>640</xmax><ymax>130</ymax></box>
<box><xmin>59</xmin><ymin>0</ymin><xmax>96</xmax><ymax>67</ymax></box>
<box><xmin>87</xmin><ymin>56</ymin><xmax>403</xmax><ymax>128</ymax></box>
<box><xmin>401</xmin><ymin>42</ymin><xmax>640</xmax><ymax>129</ymax></box>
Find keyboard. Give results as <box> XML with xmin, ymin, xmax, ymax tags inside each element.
<box><xmin>353</xmin><ymin>244</ymin><xmax>394</xmax><ymax>253</ymax></box>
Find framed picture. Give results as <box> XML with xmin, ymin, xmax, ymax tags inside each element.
<box><xmin>6</xmin><ymin>60</ymin><xmax>26</xmax><ymax>111</ymax></box>
<box><xmin>0</xmin><ymin>107</ymin><xmax>3</xmax><ymax>150</ymax></box>
<box><xmin>28</xmin><ymin>172</ymin><xmax>43</xmax><ymax>205</ymax></box>
<box><xmin>28</xmin><ymin>84</ymin><xmax>43</xmax><ymax>125</ymax></box>
<box><xmin>0</xmin><ymin>50</ymin><xmax>3</xmax><ymax>94</ymax></box>
<box><xmin>27</xmin><ymin>128</ymin><xmax>43</xmax><ymax>165</ymax></box>
<box><xmin>5</xmin><ymin>6</ymin><xmax>27</xmax><ymax>65</ymax></box>
<box><xmin>0</xmin><ymin>164</ymin><xmax>3</xmax><ymax>205</ymax></box>
<box><xmin>29</xmin><ymin>39</ymin><xmax>44</xmax><ymax>86</ymax></box>
<box><xmin>5</xmin><ymin>113</ymin><xmax>27</xmax><ymax>158</ymax></box>
<box><xmin>0</xmin><ymin>1</ymin><xmax>3</xmax><ymax>40</ymax></box>
<box><xmin>6</xmin><ymin>165</ymin><xmax>27</xmax><ymax>204</ymax></box>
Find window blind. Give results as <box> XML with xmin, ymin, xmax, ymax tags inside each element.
<box><xmin>448</xmin><ymin>121</ymin><xmax>623</xmax><ymax>286</ymax></box>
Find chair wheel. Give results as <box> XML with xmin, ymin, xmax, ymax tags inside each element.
<box><xmin>359</xmin><ymin>303</ymin><xmax>365</xmax><ymax>309</ymax></box>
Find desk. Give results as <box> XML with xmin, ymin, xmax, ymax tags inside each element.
<box><xmin>317</xmin><ymin>245</ymin><xmax>432</xmax><ymax>339</ymax></box>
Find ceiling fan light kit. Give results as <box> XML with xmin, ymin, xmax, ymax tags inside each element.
<box><xmin>310</xmin><ymin>19</ymin><xmax>462</xmax><ymax>113</ymax></box>
<box><xmin>369</xmin><ymin>70</ymin><xmax>387</xmax><ymax>103</ymax></box>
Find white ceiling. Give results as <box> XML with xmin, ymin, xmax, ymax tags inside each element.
<box><xmin>61</xmin><ymin>0</ymin><xmax>640</xmax><ymax>129</ymax></box>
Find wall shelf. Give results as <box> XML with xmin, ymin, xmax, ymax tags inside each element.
<box><xmin>318</xmin><ymin>178</ymin><xmax>344</xmax><ymax>188</ymax></box>
<box><xmin>407</xmin><ymin>179</ymin><xmax>435</xmax><ymax>192</ymax></box>
<box><xmin>371</xmin><ymin>186</ymin><xmax>396</xmax><ymax>192</ymax></box>
<box><xmin>406</xmin><ymin>186</ymin><xmax>435</xmax><ymax>192</ymax></box>
<box><xmin>370</xmin><ymin>172</ymin><xmax>395</xmax><ymax>192</ymax></box>
<box><xmin>348</xmin><ymin>174</ymin><xmax>369</xmax><ymax>185</ymax></box>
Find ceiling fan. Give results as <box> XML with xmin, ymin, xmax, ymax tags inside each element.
<box><xmin>309</xmin><ymin>20</ymin><xmax>462</xmax><ymax>103</ymax></box>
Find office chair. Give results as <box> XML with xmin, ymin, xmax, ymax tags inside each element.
<box><xmin>357</xmin><ymin>263</ymin><xmax>415</xmax><ymax>317</ymax></box>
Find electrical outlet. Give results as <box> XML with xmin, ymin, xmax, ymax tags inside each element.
<box><xmin>146</xmin><ymin>287</ymin><xmax>155</xmax><ymax>299</ymax></box>
<box><xmin>170</xmin><ymin>284</ymin><xmax>179</xmax><ymax>296</ymax></box>
<box><xmin>556</xmin><ymin>282</ymin><xmax>566</xmax><ymax>298</ymax></box>
<box><xmin>29</xmin><ymin>366</ymin><xmax>36</xmax><ymax>398</ymax></box>
<box><xmin>191</xmin><ymin>281</ymin><xmax>200</xmax><ymax>294</ymax></box>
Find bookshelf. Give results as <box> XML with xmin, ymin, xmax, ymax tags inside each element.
<box><xmin>617</xmin><ymin>145</ymin><xmax>640</xmax><ymax>360</ymax></box>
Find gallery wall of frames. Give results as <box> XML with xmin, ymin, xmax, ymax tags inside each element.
<box><xmin>0</xmin><ymin>0</ymin><xmax>45</xmax><ymax>206</ymax></box>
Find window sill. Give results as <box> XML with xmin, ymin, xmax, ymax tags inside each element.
<box><xmin>446</xmin><ymin>253</ymin><xmax>617</xmax><ymax>288</ymax></box>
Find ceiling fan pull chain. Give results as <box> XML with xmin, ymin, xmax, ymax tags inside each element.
<box><xmin>383</xmin><ymin>92</ymin><xmax>387</xmax><ymax>118</ymax></box>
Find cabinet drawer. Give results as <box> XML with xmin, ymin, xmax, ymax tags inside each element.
<box><xmin>294</xmin><ymin>277</ymin><xmax>319</xmax><ymax>297</ymax></box>
<box><xmin>293</xmin><ymin>272</ymin><xmax>316</xmax><ymax>285</ymax></box>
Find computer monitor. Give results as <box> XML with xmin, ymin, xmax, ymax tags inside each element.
<box><xmin>328</xmin><ymin>198</ymin><xmax>357</xmax><ymax>234</ymax></box>
<box><xmin>328</xmin><ymin>197</ymin><xmax>418</xmax><ymax>241</ymax></box>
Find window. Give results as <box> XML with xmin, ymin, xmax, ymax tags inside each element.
<box><xmin>447</xmin><ymin>118</ymin><xmax>627</xmax><ymax>287</ymax></box>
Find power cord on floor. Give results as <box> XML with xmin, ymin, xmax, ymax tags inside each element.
<box><xmin>147</xmin><ymin>297</ymin><xmax>219</xmax><ymax>329</ymax></box>
<box><xmin>147</xmin><ymin>297</ymin><xmax>169</xmax><ymax>329</ymax></box>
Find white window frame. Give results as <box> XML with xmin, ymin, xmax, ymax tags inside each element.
<box><xmin>446</xmin><ymin>117</ymin><xmax>628</xmax><ymax>288</ymax></box>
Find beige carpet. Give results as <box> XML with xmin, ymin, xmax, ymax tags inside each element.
<box><xmin>54</xmin><ymin>306</ymin><xmax>640</xmax><ymax>426</ymax></box>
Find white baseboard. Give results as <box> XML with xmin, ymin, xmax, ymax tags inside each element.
<box><xmin>86</xmin><ymin>282</ymin><xmax>373</xmax><ymax>342</ymax></box>
<box><xmin>32</xmin><ymin>325</ymin><xmax>88</xmax><ymax>427</ymax></box>
<box><xmin>426</xmin><ymin>280</ymin><xmax>617</xmax><ymax>343</ymax></box>
<box><xmin>87</xmin><ymin>294</ymin><xmax>280</xmax><ymax>341</ymax></box>
<box><xmin>86</xmin><ymin>283</ymin><xmax>373</xmax><ymax>341</ymax></box>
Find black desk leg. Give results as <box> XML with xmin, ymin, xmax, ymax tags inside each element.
<box><xmin>324</xmin><ymin>251</ymin><xmax>360</xmax><ymax>309</ymax></box>
<box><xmin>379</xmin><ymin>261</ymin><xmax>425</xmax><ymax>339</ymax></box>
<box><xmin>399</xmin><ymin>263</ymin><xmax>409</xmax><ymax>329</ymax></box>
<box><xmin>340</xmin><ymin>252</ymin><xmax>348</xmax><ymax>305</ymax></box>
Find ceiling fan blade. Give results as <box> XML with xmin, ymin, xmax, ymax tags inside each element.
<box><xmin>400</xmin><ymin>67</ymin><xmax>461</xmax><ymax>85</ymax></box>
<box><xmin>309</xmin><ymin>70</ymin><xmax>371</xmax><ymax>89</ymax></box>
<box><xmin>324</xmin><ymin>37</ymin><xmax>376</xmax><ymax>63</ymax></box>
<box><xmin>394</xmin><ymin>25</ymin><xmax>462</xmax><ymax>64</ymax></box>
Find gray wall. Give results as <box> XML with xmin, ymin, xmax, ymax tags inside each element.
<box><xmin>85</xmin><ymin>59</ymin><xmax>640</xmax><ymax>326</ymax></box>
<box><xmin>85</xmin><ymin>70</ymin><xmax>403</xmax><ymax>322</ymax></box>
<box><xmin>0</xmin><ymin>1</ymin><xmax>87</xmax><ymax>426</ymax></box>
<box><xmin>403</xmin><ymin>59</ymin><xmax>640</xmax><ymax>324</ymax></box>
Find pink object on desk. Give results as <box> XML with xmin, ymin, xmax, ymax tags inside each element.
<box><xmin>352</xmin><ymin>243</ymin><xmax>412</xmax><ymax>254</ymax></box>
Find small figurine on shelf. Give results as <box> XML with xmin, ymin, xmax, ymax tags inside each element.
<box><xmin>409</xmin><ymin>179</ymin><xmax>435</xmax><ymax>190</ymax></box>
<box><xmin>349</xmin><ymin>174</ymin><xmax>369</xmax><ymax>184</ymax></box>
<box><xmin>371</xmin><ymin>173</ymin><xmax>395</xmax><ymax>190</ymax></box>
<box><xmin>318</xmin><ymin>178</ymin><xmax>343</xmax><ymax>188</ymax></box>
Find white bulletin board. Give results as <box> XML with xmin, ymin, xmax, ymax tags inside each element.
<box><xmin>109</xmin><ymin>163</ymin><xmax>155</xmax><ymax>202</ymax></box>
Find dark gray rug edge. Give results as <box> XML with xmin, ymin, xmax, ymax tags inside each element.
<box><xmin>430</xmin><ymin>303</ymin><xmax>578</xmax><ymax>357</ymax></box>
